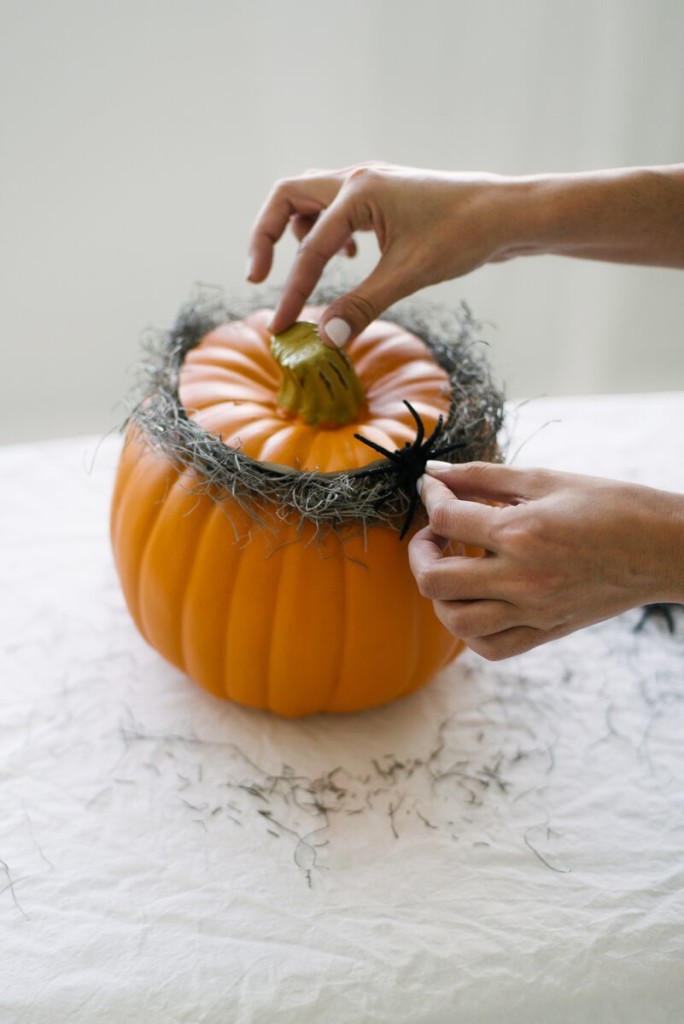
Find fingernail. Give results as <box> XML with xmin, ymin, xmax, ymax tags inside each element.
<box><xmin>323</xmin><ymin>317</ymin><xmax>351</xmax><ymax>348</ymax></box>
<box><xmin>416</xmin><ymin>475</ymin><xmax>424</xmax><ymax>496</ymax></box>
<box><xmin>245</xmin><ymin>257</ymin><xmax>254</xmax><ymax>281</ymax></box>
<box><xmin>425</xmin><ymin>460</ymin><xmax>453</xmax><ymax>474</ymax></box>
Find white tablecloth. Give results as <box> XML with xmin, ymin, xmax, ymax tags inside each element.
<box><xmin>2</xmin><ymin>393</ymin><xmax>684</xmax><ymax>1023</ymax></box>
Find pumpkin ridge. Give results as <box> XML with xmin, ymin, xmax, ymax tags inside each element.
<box><xmin>264</xmin><ymin>532</ymin><xmax>293</xmax><ymax>714</ymax></box>
<box><xmin>110</xmin><ymin>429</ymin><xmax>145</xmax><ymax>535</ymax></box>
<box><xmin>135</xmin><ymin>483</ymin><xmax>173</xmax><ymax>644</ymax></box>
<box><xmin>260</xmin><ymin>526</ymin><xmax>347</xmax><ymax>715</ymax></box>
<box><xmin>361</xmin><ymin>419</ymin><xmax>416</xmax><ymax>447</ymax></box>
<box><xmin>367</xmin><ymin>373</ymin><xmax>451</xmax><ymax>404</ymax></box>
<box><xmin>115</xmin><ymin>447</ymin><xmax>178</xmax><ymax>632</ymax></box>
<box><xmin>194</xmin><ymin>403</ymin><xmax>282</xmax><ymax>444</ymax></box>
<box><xmin>220</xmin><ymin>531</ymin><xmax>247</xmax><ymax>705</ymax></box>
<box><xmin>254</xmin><ymin>423</ymin><xmax>300</xmax><ymax>464</ymax></box>
<box><xmin>364</xmin><ymin>367</ymin><xmax>445</xmax><ymax>401</ymax></box>
<box><xmin>137</xmin><ymin>469</ymin><xmax>211</xmax><ymax>662</ymax></box>
<box><xmin>183</xmin><ymin>381</ymin><xmax>277</xmax><ymax>408</ymax></box>
<box><xmin>353</xmin><ymin>337</ymin><xmax>436</xmax><ymax>382</ymax></box>
<box><xmin>179</xmin><ymin>498</ymin><xmax>229</xmax><ymax>688</ymax></box>
<box><xmin>186</xmin><ymin>344</ymin><xmax>280</xmax><ymax>389</ymax></box>
<box><xmin>325</xmin><ymin>540</ymin><xmax>352</xmax><ymax>713</ymax></box>
<box><xmin>223</xmin><ymin>525</ymin><xmax>302</xmax><ymax>709</ymax></box>
<box><xmin>280</xmin><ymin>421</ymin><xmax>319</xmax><ymax>473</ymax></box>
<box><xmin>393</xmin><ymin>598</ymin><xmax>424</xmax><ymax>703</ymax></box>
<box><xmin>190</xmin><ymin>403</ymin><xmax>281</xmax><ymax>443</ymax></box>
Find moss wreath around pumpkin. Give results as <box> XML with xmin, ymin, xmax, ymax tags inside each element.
<box><xmin>123</xmin><ymin>283</ymin><xmax>505</xmax><ymax>537</ymax></box>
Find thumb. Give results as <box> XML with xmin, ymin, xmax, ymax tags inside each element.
<box><xmin>424</xmin><ymin>461</ymin><xmax>551</xmax><ymax>503</ymax></box>
<box><xmin>318</xmin><ymin>258</ymin><xmax>412</xmax><ymax>348</ymax></box>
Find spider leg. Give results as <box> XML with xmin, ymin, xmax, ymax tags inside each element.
<box><xmin>430</xmin><ymin>439</ymin><xmax>467</xmax><ymax>459</ymax></box>
<box><xmin>352</xmin><ymin>462</ymin><xmax>394</xmax><ymax>480</ymax></box>
<box><xmin>354</xmin><ymin>433</ymin><xmax>403</xmax><ymax>463</ymax></box>
<box><xmin>398</xmin><ymin>484</ymin><xmax>420</xmax><ymax>540</ymax></box>
<box><xmin>403</xmin><ymin>401</ymin><xmax>425</xmax><ymax>447</ymax></box>
<box><xmin>423</xmin><ymin>414</ymin><xmax>445</xmax><ymax>451</ymax></box>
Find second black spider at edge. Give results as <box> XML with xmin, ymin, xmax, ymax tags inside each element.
<box><xmin>353</xmin><ymin>399</ymin><xmax>465</xmax><ymax>540</ymax></box>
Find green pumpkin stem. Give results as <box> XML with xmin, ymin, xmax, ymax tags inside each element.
<box><xmin>271</xmin><ymin>322</ymin><xmax>366</xmax><ymax>427</ymax></box>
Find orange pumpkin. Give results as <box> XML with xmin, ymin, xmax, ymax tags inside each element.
<box><xmin>111</xmin><ymin>301</ymin><xmax>500</xmax><ymax>717</ymax></box>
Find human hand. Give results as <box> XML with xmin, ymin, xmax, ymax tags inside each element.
<box><xmin>248</xmin><ymin>163</ymin><xmax>684</xmax><ymax>348</ymax></box>
<box><xmin>247</xmin><ymin>162</ymin><xmax>515</xmax><ymax>346</ymax></box>
<box><xmin>408</xmin><ymin>461</ymin><xmax>684</xmax><ymax>660</ymax></box>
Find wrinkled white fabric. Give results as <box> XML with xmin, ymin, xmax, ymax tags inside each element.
<box><xmin>1</xmin><ymin>394</ymin><xmax>683</xmax><ymax>1024</ymax></box>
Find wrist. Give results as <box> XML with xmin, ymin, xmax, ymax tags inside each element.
<box><xmin>508</xmin><ymin>170</ymin><xmax>631</xmax><ymax>258</ymax></box>
<box><xmin>487</xmin><ymin>172</ymin><xmax>596</xmax><ymax>260</ymax></box>
<box><xmin>477</xmin><ymin>175</ymin><xmax>559</xmax><ymax>262</ymax></box>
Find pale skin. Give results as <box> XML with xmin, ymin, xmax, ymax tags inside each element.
<box><xmin>248</xmin><ymin>162</ymin><xmax>684</xmax><ymax>658</ymax></box>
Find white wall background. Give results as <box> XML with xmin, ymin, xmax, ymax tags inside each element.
<box><xmin>2</xmin><ymin>0</ymin><xmax>684</xmax><ymax>444</ymax></box>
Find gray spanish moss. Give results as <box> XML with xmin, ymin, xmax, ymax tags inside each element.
<box><xmin>124</xmin><ymin>280</ymin><xmax>505</xmax><ymax>532</ymax></box>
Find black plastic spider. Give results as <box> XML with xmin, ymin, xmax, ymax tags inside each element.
<box><xmin>354</xmin><ymin>400</ymin><xmax>465</xmax><ymax>540</ymax></box>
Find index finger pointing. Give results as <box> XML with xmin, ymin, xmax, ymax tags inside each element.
<box><xmin>418</xmin><ymin>474</ymin><xmax>497</xmax><ymax>548</ymax></box>
<box><xmin>248</xmin><ymin>176</ymin><xmax>339</xmax><ymax>284</ymax></box>
<box><xmin>270</xmin><ymin>199</ymin><xmax>358</xmax><ymax>334</ymax></box>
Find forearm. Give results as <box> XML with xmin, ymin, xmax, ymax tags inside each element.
<box><xmin>495</xmin><ymin>165</ymin><xmax>684</xmax><ymax>269</ymax></box>
<box><xmin>636</xmin><ymin>484</ymin><xmax>684</xmax><ymax>604</ymax></box>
